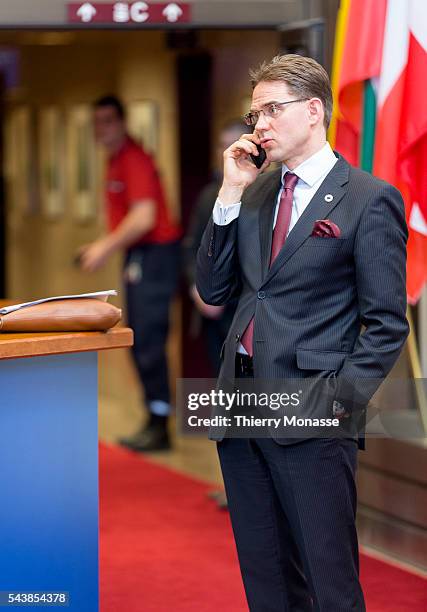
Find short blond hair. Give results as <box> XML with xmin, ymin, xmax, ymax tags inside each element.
<box><xmin>249</xmin><ymin>54</ymin><xmax>333</xmax><ymax>129</ymax></box>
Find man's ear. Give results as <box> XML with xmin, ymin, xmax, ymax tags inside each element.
<box><xmin>307</xmin><ymin>98</ymin><xmax>324</xmax><ymax>127</ymax></box>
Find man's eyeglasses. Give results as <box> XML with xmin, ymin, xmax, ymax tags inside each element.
<box><xmin>243</xmin><ymin>99</ymin><xmax>309</xmax><ymax>127</ymax></box>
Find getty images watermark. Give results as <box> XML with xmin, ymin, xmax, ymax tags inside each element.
<box><xmin>176</xmin><ymin>378</ymin><xmax>427</xmax><ymax>440</ymax></box>
<box><xmin>177</xmin><ymin>378</ymin><xmax>345</xmax><ymax>439</ymax></box>
<box><xmin>186</xmin><ymin>388</ymin><xmax>339</xmax><ymax>430</ymax></box>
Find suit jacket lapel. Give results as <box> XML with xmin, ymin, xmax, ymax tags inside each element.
<box><xmin>258</xmin><ymin>168</ymin><xmax>282</xmax><ymax>281</ymax></box>
<box><xmin>266</xmin><ymin>154</ymin><xmax>350</xmax><ymax>282</ymax></box>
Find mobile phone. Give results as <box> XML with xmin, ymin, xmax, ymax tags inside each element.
<box><xmin>250</xmin><ymin>144</ymin><xmax>267</xmax><ymax>169</ymax></box>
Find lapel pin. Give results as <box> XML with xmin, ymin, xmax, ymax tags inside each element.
<box><xmin>324</xmin><ymin>194</ymin><xmax>334</xmax><ymax>202</ymax></box>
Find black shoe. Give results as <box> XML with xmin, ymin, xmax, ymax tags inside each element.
<box><xmin>207</xmin><ymin>489</ymin><xmax>223</xmax><ymax>500</ymax></box>
<box><xmin>215</xmin><ymin>491</ymin><xmax>229</xmax><ymax>510</ymax></box>
<box><xmin>119</xmin><ymin>424</ymin><xmax>171</xmax><ymax>452</ymax></box>
<box><xmin>207</xmin><ymin>489</ymin><xmax>228</xmax><ymax>509</ymax></box>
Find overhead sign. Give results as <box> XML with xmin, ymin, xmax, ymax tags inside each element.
<box><xmin>0</xmin><ymin>2</ymin><xmax>307</xmax><ymax>29</ymax></box>
<box><xmin>67</xmin><ymin>2</ymin><xmax>191</xmax><ymax>25</ymax></box>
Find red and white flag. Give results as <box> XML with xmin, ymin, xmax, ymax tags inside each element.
<box><xmin>331</xmin><ymin>0</ymin><xmax>427</xmax><ymax>304</ymax></box>
<box><xmin>374</xmin><ymin>0</ymin><xmax>427</xmax><ymax>304</ymax></box>
<box><xmin>397</xmin><ymin>1</ymin><xmax>427</xmax><ymax>304</ymax></box>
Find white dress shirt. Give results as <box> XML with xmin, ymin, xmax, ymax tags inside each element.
<box><xmin>211</xmin><ymin>142</ymin><xmax>338</xmax><ymax>354</ymax></box>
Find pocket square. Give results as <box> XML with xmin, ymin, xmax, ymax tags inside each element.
<box><xmin>311</xmin><ymin>219</ymin><xmax>341</xmax><ymax>238</ymax></box>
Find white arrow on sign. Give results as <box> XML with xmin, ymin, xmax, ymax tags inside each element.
<box><xmin>77</xmin><ymin>2</ymin><xmax>97</xmax><ymax>23</ymax></box>
<box><xmin>162</xmin><ymin>3</ymin><xmax>183</xmax><ymax>23</ymax></box>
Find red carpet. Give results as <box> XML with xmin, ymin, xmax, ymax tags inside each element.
<box><xmin>99</xmin><ymin>444</ymin><xmax>426</xmax><ymax>612</ymax></box>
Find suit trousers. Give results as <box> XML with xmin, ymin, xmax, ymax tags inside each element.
<box><xmin>124</xmin><ymin>241</ymin><xmax>180</xmax><ymax>413</ymax></box>
<box><xmin>217</xmin><ymin>359</ymin><xmax>366</xmax><ymax>612</ymax></box>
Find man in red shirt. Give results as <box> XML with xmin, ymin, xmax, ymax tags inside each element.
<box><xmin>79</xmin><ymin>95</ymin><xmax>181</xmax><ymax>451</ymax></box>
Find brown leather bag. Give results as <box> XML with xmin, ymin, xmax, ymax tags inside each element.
<box><xmin>0</xmin><ymin>298</ymin><xmax>122</xmax><ymax>332</ymax></box>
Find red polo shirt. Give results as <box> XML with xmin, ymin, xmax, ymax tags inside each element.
<box><xmin>106</xmin><ymin>137</ymin><xmax>181</xmax><ymax>245</ymax></box>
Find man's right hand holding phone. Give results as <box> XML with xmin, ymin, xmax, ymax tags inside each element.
<box><xmin>218</xmin><ymin>132</ymin><xmax>269</xmax><ymax>205</ymax></box>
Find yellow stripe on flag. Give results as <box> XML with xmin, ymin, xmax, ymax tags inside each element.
<box><xmin>328</xmin><ymin>0</ymin><xmax>351</xmax><ymax>147</ymax></box>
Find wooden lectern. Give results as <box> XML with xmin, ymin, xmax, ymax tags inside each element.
<box><xmin>0</xmin><ymin>324</ymin><xmax>133</xmax><ymax>611</ymax></box>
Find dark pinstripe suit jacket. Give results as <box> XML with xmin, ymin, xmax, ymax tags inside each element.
<box><xmin>196</xmin><ymin>153</ymin><xmax>409</xmax><ymax>444</ymax></box>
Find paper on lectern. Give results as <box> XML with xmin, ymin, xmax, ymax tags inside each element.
<box><xmin>0</xmin><ymin>290</ymin><xmax>118</xmax><ymax>315</ymax></box>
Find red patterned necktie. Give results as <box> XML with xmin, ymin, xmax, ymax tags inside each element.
<box><xmin>240</xmin><ymin>172</ymin><xmax>299</xmax><ymax>357</ymax></box>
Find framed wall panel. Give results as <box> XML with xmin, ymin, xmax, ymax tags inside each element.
<box><xmin>39</xmin><ymin>106</ymin><xmax>65</xmax><ymax>219</ymax></box>
<box><xmin>67</xmin><ymin>105</ymin><xmax>98</xmax><ymax>223</ymax></box>
<box><xmin>127</xmin><ymin>100</ymin><xmax>158</xmax><ymax>155</ymax></box>
<box><xmin>5</xmin><ymin>106</ymin><xmax>38</xmax><ymax>215</ymax></box>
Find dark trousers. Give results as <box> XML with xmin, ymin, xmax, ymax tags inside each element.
<box><xmin>124</xmin><ymin>241</ymin><xmax>180</xmax><ymax>415</ymax></box>
<box><xmin>216</xmin><ymin>357</ymin><xmax>365</xmax><ymax>612</ymax></box>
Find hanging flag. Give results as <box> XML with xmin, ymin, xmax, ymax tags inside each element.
<box><xmin>329</xmin><ymin>0</ymin><xmax>427</xmax><ymax>304</ymax></box>
<box><xmin>398</xmin><ymin>1</ymin><xmax>427</xmax><ymax>304</ymax></box>
<box><xmin>329</xmin><ymin>0</ymin><xmax>387</xmax><ymax>169</ymax></box>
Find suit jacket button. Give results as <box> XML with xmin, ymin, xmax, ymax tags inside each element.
<box><xmin>235</xmin><ymin>333</ymin><xmax>241</xmax><ymax>341</ymax></box>
<box><xmin>257</xmin><ymin>290</ymin><xmax>266</xmax><ymax>299</ymax></box>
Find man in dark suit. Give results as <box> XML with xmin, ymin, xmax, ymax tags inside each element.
<box><xmin>196</xmin><ymin>54</ymin><xmax>409</xmax><ymax>611</ymax></box>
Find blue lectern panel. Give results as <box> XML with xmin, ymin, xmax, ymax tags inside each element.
<box><xmin>0</xmin><ymin>352</ymin><xmax>98</xmax><ymax>610</ymax></box>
